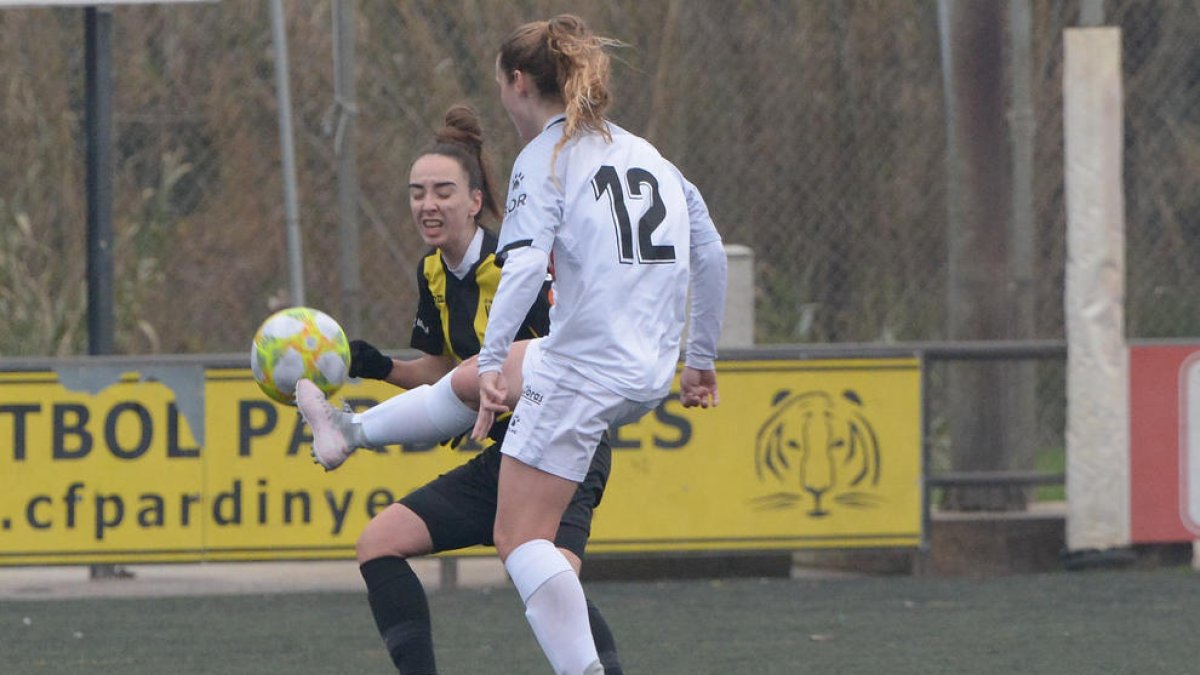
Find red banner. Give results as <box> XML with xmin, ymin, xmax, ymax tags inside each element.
<box><xmin>1129</xmin><ymin>344</ymin><xmax>1200</xmax><ymax>542</ymax></box>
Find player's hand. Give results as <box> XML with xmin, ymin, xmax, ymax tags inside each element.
<box><xmin>349</xmin><ymin>339</ymin><xmax>394</xmax><ymax>380</ymax></box>
<box><xmin>473</xmin><ymin>370</ymin><xmax>509</xmax><ymax>441</ymax></box>
<box><xmin>680</xmin><ymin>367</ymin><xmax>719</xmax><ymax>409</ymax></box>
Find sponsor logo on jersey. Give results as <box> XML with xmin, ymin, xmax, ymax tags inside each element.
<box><xmin>413</xmin><ymin>317</ymin><xmax>430</xmax><ymax>335</ymax></box>
<box><xmin>506</xmin><ymin>193</ymin><xmax>527</xmax><ymax>214</ymax></box>
<box><xmin>511</xmin><ymin>172</ymin><xmax>524</xmax><ymax>190</ymax></box>
<box><xmin>520</xmin><ymin>383</ymin><xmax>543</xmax><ymax>406</ymax></box>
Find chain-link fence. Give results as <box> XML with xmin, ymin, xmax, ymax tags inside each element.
<box><xmin>1118</xmin><ymin>2</ymin><xmax>1200</xmax><ymax>339</ymax></box>
<box><xmin>2</xmin><ymin>1</ymin><xmax>1197</xmax><ymax>357</ymax></box>
<box><xmin>4</xmin><ymin>1</ymin><xmax>1199</xmax><ymax>505</ymax></box>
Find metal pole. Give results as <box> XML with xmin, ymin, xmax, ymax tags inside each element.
<box><xmin>270</xmin><ymin>0</ymin><xmax>305</xmax><ymax>307</ymax></box>
<box><xmin>85</xmin><ymin>6</ymin><xmax>114</xmax><ymax>357</ymax></box>
<box><xmin>1007</xmin><ymin>0</ymin><xmax>1039</xmax><ymax>500</ymax></box>
<box><xmin>937</xmin><ymin>0</ymin><xmax>1017</xmax><ymax>510</ymax></box>
<box><xmin>333</xmin><ymin>0</ymin><xmax>361</xmax><ymax>334</ymax></box>
<box><xmin>1079</xmin><ymin>0</ymin><xmax>1105</xmax><ymax>27</ymax></box>
<box><xmin>85</xmin><ymin>5</ymin><xmax>126</xmax><ymax>582</ymax></box>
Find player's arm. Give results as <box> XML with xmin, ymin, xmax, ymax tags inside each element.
<box><xmin>682</xmin><ymin>240</ymin><xmax>726</xmax><ymax>408</ymax></box>
<box><xmin>473</xmin><ymin>246</ymin><xmax>550</xmax><ymax>439</ymax></box>
<box><xmin>515</xmin><ymin>273</ymin><xmax>553</xmax><ymax>339</ymax></box>
<box><xmin>479</xmin><ymin>245</ymin><xmax>549</xmax><ymax>372</ymax></box>
<box><xmin>473</xmin><ymin>146</ymin><xmax>561</xmax><ymax>437</ymax></box>
<box><xmin>674</xmin><ymin>164</ymin><xmax>727</xmax><ymax>408</ymax></box>
<box><xmin>382</xmin><ymin>351</ymin><xmax>456</xmax><ymax>389</ymax></box>
<box><xmin>347</xmin><ymin>259</ymin><xmax>459</xmax><ymax>390</ymax></box>
<box><xmin>348</xmin><ymin>339</ymin><xmax>455</xmax><ymax>389</ymax></box>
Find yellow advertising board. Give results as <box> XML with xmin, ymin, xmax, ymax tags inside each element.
<box><xmin>0</xmin><ymin>358</ymin><xmax>921</xmax><ymax>565</ymax></box>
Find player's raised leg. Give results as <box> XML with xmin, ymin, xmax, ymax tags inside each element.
<box><xmin>297</xmin><ymin>341</ymin><xmax>532</xmax><ymax>471</ymax></box>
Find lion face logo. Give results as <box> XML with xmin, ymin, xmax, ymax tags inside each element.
<box><xmin>750</xmin><ymin>389</ymin><xmax>884</xmax><ymax>517</ymax></box>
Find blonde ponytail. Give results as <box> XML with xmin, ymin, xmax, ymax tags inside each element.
<box><xmin>499</xmin><ymin>14</ymin><xmax>624</xmax><ymax>156</ymax></box>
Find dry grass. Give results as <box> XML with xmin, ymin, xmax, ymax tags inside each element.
<box><xmin>1</xmin><ymin>2</ymin><xmax>1199</xmax><ymax>356</ymax></box>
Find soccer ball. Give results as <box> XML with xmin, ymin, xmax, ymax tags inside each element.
<box><xmin>250</xmin><ymin>307</ymin><xmax>351</xmax><ymax>405</ymax></box>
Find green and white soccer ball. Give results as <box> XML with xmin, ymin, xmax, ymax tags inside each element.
<box><xmin>250</xmin><ymin>306</ymin><xmax>351</xmax><ymax>405</ymax></box>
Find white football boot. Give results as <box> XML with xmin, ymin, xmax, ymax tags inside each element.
<box><xmin>295</xmin><ymin>378</ymin><xmax>366</xmax><ymax>470</ymax></box>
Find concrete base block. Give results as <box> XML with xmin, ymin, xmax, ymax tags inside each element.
<box><xmin>791</xmin><ymin>505</ymin><xmax>1069</xmax><ymax>578</ymax></box>
<box><xmin>580</xmin><ymin>505</ymin><xmax>1196</xmax><ymax>581</ymax></box>
<box><xmin>919</xmin><ymin>508</ymin><xmax>1066</xmax><ymax>576</ymax></box>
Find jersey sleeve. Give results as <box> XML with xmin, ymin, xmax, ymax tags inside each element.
<box><xmin>686</xmin><ymin>240</ymin><xmax>727</xmax><ymax>370</ymax></box>
<box><xmin>478</xmin><ymin>246</ymin><xmax>551</xmax><ymax>374</ymax></box>
<box><xmin>515</xmin><ymin>276</ymin><xmax>553</xmax><ymax>341</ymax></box>
<box><xmin>667</xmin><ymin>161</ymin><xmax>722</xmax><ymax>249</ymax></box>
<box><xmin>667</xmin><ymin>162</ymin><xmax>726</xmax><ymax>370</ymax></box>
<box><xmin>409</xmin><ymin>261</ymin><xmax>445</xmax><ymax>356</ymax></box>
<box><xmin>497</xmin><ymin>143</ymin><xmax>563</xmax><ymax>261</ymax></box>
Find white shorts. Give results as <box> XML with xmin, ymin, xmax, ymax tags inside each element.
<box><xmin>503</xmin><ymin>338</ymin><xmax>658</xmax><ymax>482</ymax></box>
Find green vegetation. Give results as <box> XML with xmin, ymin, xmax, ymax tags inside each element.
<box><xmin>1035</xmin><ymin>445</ymin><xmax>1066</xmax><ymax>502</ymax></box>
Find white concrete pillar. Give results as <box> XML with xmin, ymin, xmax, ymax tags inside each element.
<box><xmin>720</xmin><ymin>244</ymin><xmax>755</xmax><ymax>348</ymax></box>
<box><xmin>1063</xmin><ymin>27</ymin><xmax>1129</xmax><ymax>551</ymax></box>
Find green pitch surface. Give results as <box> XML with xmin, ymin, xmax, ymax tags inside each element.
<box><xmin>3</xmin><ymin>568</ymin><xmax>1198</xmax><ymax>674</ymax></box>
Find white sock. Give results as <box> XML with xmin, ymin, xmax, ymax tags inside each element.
<box><xmin>506</xmin><ymin>539</ymin><xmax>599</xmax><ymax>675</ymax></box>
<box><xmin>356</xmin><ymin>371</ymin><xmax>476</xmax><ymax>446</ymax></box>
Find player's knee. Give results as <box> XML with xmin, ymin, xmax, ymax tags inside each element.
<box><xmin>493</xmin><ymin>526</ymin><xmax>518</xmax><ymax>561</ymax></box>
<box><xmin>355</xmin><ymin>522</ymin><xmax>390</xmax><ymax>563</ymax></box>
<box><xmin>356</xmin><ymin>511</ymin><xmax>426</xmax><ymax>564</ymax></box>
<box><xmin>495</xmin><ymin>522</ymin><xmax>544</xmax><ymax>562</ymax></box>
<box><xmin>558</xmin><ymin>547</ymin><xmax>583</xmax><ymax>576</ymax></box>
<box><xmin>450</xmin><ymin>359</ymin><xmax>480</xmax><ymax>406</ymax></box>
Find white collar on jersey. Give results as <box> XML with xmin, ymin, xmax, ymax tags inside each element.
<box><xmin>543</xmin><ymin>114</ymin><xmax>566</xmax><ymax>131</ymax></box>
<box><xmin>443</xmin><ymin>227</ymin><xmax>485</xmax><ymax>280</ymax></box>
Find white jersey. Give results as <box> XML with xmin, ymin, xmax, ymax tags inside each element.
<box><xmin>482</xmin><ymin>114</ymin><xmax>722</xmax><ymax>401</ymax></box>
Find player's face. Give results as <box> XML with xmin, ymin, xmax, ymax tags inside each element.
<box><xmin>495</xmin><ymin>57</ymin><xmax>538</xmax><ymax>143</ymax></box>
<box><xmin>408</xmin><ymin>154</ymin><xmax>482</xmax><ymax>260</ymax></box>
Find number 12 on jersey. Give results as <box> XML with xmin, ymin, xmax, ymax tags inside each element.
<box><xmin>592</xmin><ymin>165</ymin><xmax>677</xmax><ymax>264</ymax></box>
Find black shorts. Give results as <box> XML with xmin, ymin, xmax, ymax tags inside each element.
<box><xmin>398</xmin><ymin>435</ymin><xmax>612</xmax><ymax>559</ymax></box>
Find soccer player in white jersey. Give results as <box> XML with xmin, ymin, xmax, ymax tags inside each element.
<box><xmin>474</xmin><ymin>15</ymin><xmax>726</xmax><ymax>675</ymax></box>
<box><xmin>297</xmin><ymin>13</ymin><xmax>725</xmax><ymax>675</ymax></box>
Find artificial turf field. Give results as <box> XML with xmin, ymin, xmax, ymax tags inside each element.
<box><xmin>3</xmin><ymin>567</ymin><xmax>1198</xmax><ymax>674</ymax></box>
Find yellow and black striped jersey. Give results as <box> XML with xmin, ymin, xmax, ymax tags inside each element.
<box><xmin>411</xmin><ymin>228</ymin><xmax>551</xmax><ymax>362</ymax></box>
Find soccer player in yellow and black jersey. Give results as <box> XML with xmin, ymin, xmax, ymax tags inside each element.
<box><xmin>338</xmin><ymin>105</ymin><xmax>621</xmax><ymax>675</ymax></box>
<box><xmin>409</xmin><ymin>227</ymin><xmax>549</xmax><ymax>365</ymax></box>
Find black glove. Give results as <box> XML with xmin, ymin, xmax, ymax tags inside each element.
<box><xmin>349</xmin><ymin>339</ymin><xmax>394</xmax><ymax>380</ymax></box>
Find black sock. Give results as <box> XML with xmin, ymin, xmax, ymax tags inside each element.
<box><xmin>586</xmin><ymin>597</ymin><xmax>623</xmax><ymax>675</ymax></box>
<box><xmin>360</xmin><ymin>556</ymin><xmax>437</xmax><ymax>675</ymax></box>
